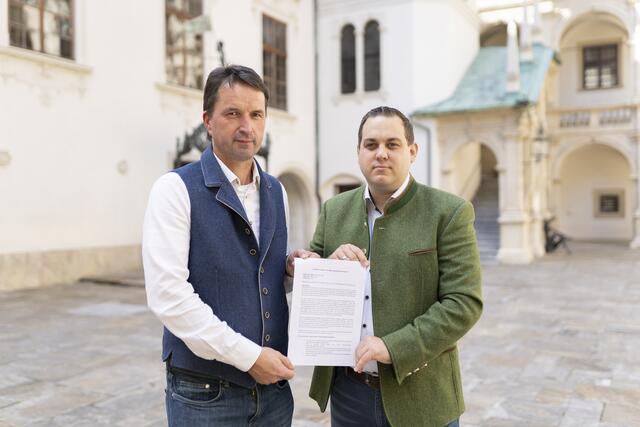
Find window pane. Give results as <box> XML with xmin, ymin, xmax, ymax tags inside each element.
<box><xmin>584</xmin><ymin>67</ymin><xmax>599</xmax><ymax>89</ymax></box>
<box><xmin>583</xmin><ymin>44</ymin><xmax>618</xmax><ymax>89</ymax></box>
<box><xmin>9</xmin><ymin>2</ymin><xmax>41</xmax><ymax>52</ymax></box>
<box><xmin>45</xmin><ymin>0</ymin><xmax>71</xmax><ymax>15</ymax></box>
<box><xmin>364</xmin><ymin>20</ymin><xmax>380</xmax><ymax>91</ymax></box>
<box><xmin>165</xmin><ymin>0</ymin><xmax>204</xmax><ymax>89</ymax></box>
<box><xmin>263</xmin><ymin>15</ymin><xmax>287</xmax><ymax>110</ymax></box>
<box><xmin>600</xmin><ymin>195</ymin><xmax>620</xmax><ymax>213</ymax></box>
<box><xmin>341</xmin><ymin>25</ymin><xmax>356</xmax><ymax>94</ymax></box>
<box><xmin>584</xmin><ymin>47</ymin><xmax>600</xmax><ymax>62</ymax></box>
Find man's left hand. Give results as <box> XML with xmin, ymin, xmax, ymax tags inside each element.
<box><xmin>286</xmin><ymin>249</ymin><xmax>320</xmax><ymax>276</ymax></box>
<box><xmin>354</xmin><ymin>336</ymin><xmax>391</xmax><ymax>372</ymax></box>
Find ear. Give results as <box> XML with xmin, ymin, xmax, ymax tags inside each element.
<box><xmin>409</xmin><ymin>143</ymin><xmax>418</xmax><ymax>163</ymax></box>
<box><xmin>202</xmin><ymin>111</ymin><xmax>211</xmax><ymax>136</ymax></box>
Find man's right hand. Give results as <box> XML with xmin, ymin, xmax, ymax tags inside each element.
<box><xmin>248</xmin><ymin>347</ymin><xmax>295</xmax><ymax>384</ymax></box>
<box><xmin>329</xmin><ymin>244</ymin><xmax>369</xmax><ymax>268</ymax></box>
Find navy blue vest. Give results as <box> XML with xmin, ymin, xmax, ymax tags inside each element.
<box><xmin>162</xmin><ymin>146</ymin><xmax>289</xmax><ymax>388</ymax></box>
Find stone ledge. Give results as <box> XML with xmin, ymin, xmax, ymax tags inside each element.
<box><xmin>0</xmin><ymin>245</ymin><xmax>142</xmax><ymax>291</ymax></box>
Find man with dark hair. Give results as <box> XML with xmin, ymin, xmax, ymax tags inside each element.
<box><xmin>308</xmin><ymin>106</ymin><xmax>483</xmax><ymax>427</ymax></box>
<box><xmin>143</xmin><ymin>64</ymin><xmax>315</xmax><ymax>426</ymax></box>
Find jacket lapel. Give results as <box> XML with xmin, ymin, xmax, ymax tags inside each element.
<box><xmin>200</xmin><ymin>145</ymin><xmax>250</xmax><ymax>225</ymax></box>
<box><xmin>257</xmin><ymin>163</ymin><xmax>276</xmax><ymax>258</ymax></box>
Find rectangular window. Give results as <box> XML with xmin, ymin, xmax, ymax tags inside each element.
<box><xmin>166</xmin><ymin>0</ymin><xmax>204</xmax><ymax>90</ymax></box>
<box><xmin>9</xmin><ymin>0</ymin><xmax>74</xmax><ymax>60</ymax></box>
<box><xmin>583</xmin><ymin>44</ymin><xmax>619</xmax><ymax>90</ymax></box>
<box><xmin>262</xmin><ymin>15</ymin><xmax>287</xmax><ymax>110</ymax></box>
<box><xmin>593</xmin><ymin>189</ymin><xmax>624</xmax><ymax>218</ymax></box>
<box><xmin>336</xmin><ymin>183</ymin><xmax>360</xmax><ymax>194</ymax></box>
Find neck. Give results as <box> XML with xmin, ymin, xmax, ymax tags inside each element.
<box><xmin>213</xmin><ymin>148</ymin><xmax>255</xmax><ymax>185</ymax></box>
<box><xmin>231</xmin><ymin>160</ymin><xmax>254</xmax><ymax>185</ymax></box>
<box><xmin>369</xmin><ymin>190</ymin><xmax>394</xmax><ymax>213</ymax></box>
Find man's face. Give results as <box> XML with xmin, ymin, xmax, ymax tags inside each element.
<box><xmin>203</xmin><ymin>83</ymin><xmax>266</xmax><ymax>165</ymax></box>
<box><xmin>357</xmin><ymin>115</ymin><xmax>418</xmax><ymax>195</ymax></box>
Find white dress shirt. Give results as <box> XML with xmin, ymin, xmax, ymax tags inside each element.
<box><xmin>142</xmin><ymin>153</ymin><xmax>289</xmax><ymax>373</ymax></box>
<box><xmin>361</xmin><ymin>174</ymin><xmax>411</xmax><ymax>374</ymax></box>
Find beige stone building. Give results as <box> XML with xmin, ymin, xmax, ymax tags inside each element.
<box><xmin>413</xmin><ymin>0</ymin><xmax>640</xmax><ymax>263</ymax></box>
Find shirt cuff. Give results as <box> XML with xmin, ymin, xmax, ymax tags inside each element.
<box><xmin>231</xmin><ymin>338</ymin><xmax>263</xmax><ymax>372</ymax></box>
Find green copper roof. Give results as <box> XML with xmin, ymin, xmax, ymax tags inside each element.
<box><xmin>413</xmin><ymin>44</ymin><xmax>555</xmax><ymax>116</ymax></box>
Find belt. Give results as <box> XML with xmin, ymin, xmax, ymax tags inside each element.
<box><xmin>344</xmin><ymin>367</ymin><xmax>380</xmax><ymax>390</ymax></box>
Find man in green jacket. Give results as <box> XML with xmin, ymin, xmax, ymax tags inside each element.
<box><xmin>307</xmin><ymin>106</ymin><xmax>483</xmax><ymax>427</ymax></box>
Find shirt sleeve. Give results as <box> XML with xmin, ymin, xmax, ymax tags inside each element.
<box><xmin>142</xmin><ymin>172</ymin><xmax>262</xmax><ymax>372</ymax></box>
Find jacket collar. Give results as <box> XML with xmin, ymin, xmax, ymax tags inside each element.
<box><xmin>359</xmin><ymin>175</ymin><xmax>417</xmax><ymax>216</ymax></box>
<box><xmin>200</xmin><ymin>145</ymin><xmax>276</xmax><ymax>255</ymax></box>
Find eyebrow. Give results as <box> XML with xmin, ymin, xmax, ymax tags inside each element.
<box><xmin>363</xmin><ymin>137</ymin><xmax>401</xmax><ymax>143</ymax></box>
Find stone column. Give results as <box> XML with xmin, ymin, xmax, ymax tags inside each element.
<box><xmin>497</xmin><ymin>135</ymin><xmax>534</xmax><ymax>264</ymax></box>
<box><xmin>631</xmin><ymin>142</ymin><xmax>640</xmax><ymax>249</ymax></box>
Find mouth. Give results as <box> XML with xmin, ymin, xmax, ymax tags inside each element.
<box><xmin>235</xmin><ymin>139</ymin><xmax>254</xmax><ymax>145</ymax></box>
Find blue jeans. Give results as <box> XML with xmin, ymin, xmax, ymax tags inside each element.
<box><xmin>166</xmin><ymin>368</ymin><xmax>293</xmax><ymax>427</ymax></box>
<box><xmin>330</xmin><ymin>368</ymin><xmax>460</xmax><ymax>427</ymax></box>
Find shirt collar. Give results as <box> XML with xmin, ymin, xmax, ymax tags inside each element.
<box><xmin>364</xmin><ymin>173</ymin><xmax>411</xmax><ymax>210</ymax></box>
<box><xmin>213</xmin><ymin>152</ymin><xmax>260</xmax><ymax>187</ymax></box>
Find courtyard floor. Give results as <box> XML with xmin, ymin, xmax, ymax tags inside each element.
<box><xmin>0</xmin><ymin>242</ymin><xmax>639</xmax><ymax>426</ymax></box>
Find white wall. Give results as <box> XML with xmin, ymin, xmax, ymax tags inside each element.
<box><xmin>0</xmin><ymin>0</ymin><xmax>315</xmax><ymax>287</ymax></box>
<box><xmin>318</xmin><ymin>0</ymin><xmax>478</xmax><ymax>197</ymax></box>
<box><xmin>556</xmin><ymin>144</ymin><xmax>633</xmax><ymax>240</ymax></box>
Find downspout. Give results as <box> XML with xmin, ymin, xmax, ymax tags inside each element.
<box><xmin>412</xmin><ymin>120</ymin><xmax>432</xmax><ymax>186</ymax></box>
<box><xmin>313</xmin><ymin>0</ymin><xmax>322</xmax><ymax>211</ymax></box>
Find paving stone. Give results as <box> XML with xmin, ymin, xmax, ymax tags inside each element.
<box><xmin>1</xmin><ymin>242</ymin><xmax>639</xmax><ymax>425</ymax></box>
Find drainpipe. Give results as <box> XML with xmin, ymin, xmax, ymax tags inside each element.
<box><xmin>313</xmin><ymin>0</ymin><xmax>322</xmax><ymax>211</ymax></box>
<box><xmin>412</xmin><ymin>121</ymin><xmax>432</xmax><ymax>186</ymax></box>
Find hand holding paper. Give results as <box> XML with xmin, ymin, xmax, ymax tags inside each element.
<box><xmin>287</xmin><ymin>258</ymin><xmax>367</xmax><ymax>366</ymax></box>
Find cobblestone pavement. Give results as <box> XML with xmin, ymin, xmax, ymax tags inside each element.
<box><xmin>1</xmin><ymin>242</ymin><xmax>639</xmax><ymax>426</ymax></box>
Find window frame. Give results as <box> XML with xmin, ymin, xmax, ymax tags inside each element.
<box><xmin>8</xmin><ymin>0</ymin><xmax>75</xmax><ymax>60</ymax></box>
<box><xmin>340</xmin><ymin>23</ymin><xmax>356</xmax><ymax>94</ymax></box>
<box><xmin>593</xmin><ymin>189</ymin><xmax>625</xmax><ymax>218</ymax></box>
<box><xmin>262</xmin><ymin>14</ymin><xmax>287</xmax><ymax>111</ymax></box>
<box><xmin>364</xmin><ymin>19</ymin><xmax>381</xmax><ymax>92</ymax></box>
<box><xmin>581</xmin><ymin>43</ymin><xmax>620</xmax><ymax>91</ymax></box>
<box><xmin>165</xmin><ymin>0</ymin><xmax>205</xmax><ymax>90</ymax></box>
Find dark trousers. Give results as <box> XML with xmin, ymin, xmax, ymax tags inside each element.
<box><xmin>330</xmin><ymin>368</ymin><xmax>460</xmax><ymax>427</ymax></box>
<box><xmin>165</xmin><ymin>367</ymin><xmax>293</xmax><ymax>427</ymax></box>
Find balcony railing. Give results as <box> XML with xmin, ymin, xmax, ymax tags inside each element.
<box><xmin>549</xmin><ymin>106</ymin><xmax>636</xmax><ymax>130</ymax></box>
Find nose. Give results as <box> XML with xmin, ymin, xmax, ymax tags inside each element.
<box><xmin>375</xmin><ymin>145</ymin><xmax>388</xmax><ymax>160</ymax></box>
<box><xmin>238</xmin><ymin>114</ymin><xmax>253</xmax><ymax>133</ymax></box>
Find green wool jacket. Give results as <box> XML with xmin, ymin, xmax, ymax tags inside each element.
<box><xmin>308</xmin><ymin>178</ymin><xmax>483</xmax><ymax>427</ymax></box>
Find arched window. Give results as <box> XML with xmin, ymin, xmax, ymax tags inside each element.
<box><xmin>364</xmin><ymin>20</ymin><xmax>380</xmax><ymax>91</ymax></box>
<box><xmin>340</xmin><ymin>24</ymin><xmax>356</xmax><ymax>94</ymax></box>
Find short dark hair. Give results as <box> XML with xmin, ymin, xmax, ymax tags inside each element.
<box><xmin>357</xmin><ymin>106</ymin><xmax>415</xmax><ymax>147</ymax></box>
<box><xmin>202</xmin><ymin>65</ymin><xmax>270</xmax><ymax>114</ymax></box>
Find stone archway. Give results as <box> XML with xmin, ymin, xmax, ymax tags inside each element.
<box><xmin>443</xmin><ymin>142</ymin><xmax>501</xmax><ymax>260</ymax></box>
<box><xmin>553</xmin><ymin>143</ymin><xmax>634</xmax><ymax>242</ymax></box>
<box><xmin>278</xmin><ymin>172</ymin><xmax>315</xmax><ymax>251</ymax></box>
<box><xmin>552</xmin><ymin>3</ymin><xmax>632</xmax><ymax>51</ymax></box>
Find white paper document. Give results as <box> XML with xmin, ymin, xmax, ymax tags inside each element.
<box><xmin>288</xmin><ymin>258</ymin><xmax>366</xmax><ymax>366</ymax></box>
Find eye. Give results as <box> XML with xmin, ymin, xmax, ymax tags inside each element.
<box><xmin>227</xmin><ymin>111</ymin><xmax>239</xmax><ymax>117</ymax></box>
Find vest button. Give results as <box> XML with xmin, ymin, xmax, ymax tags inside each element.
<box><xmin>262</xmin><ymin>287</ymin><xmax>268</xmax><ymax>295</ymax></box>
<box><xmin>249</xmin><ymin>249</ymin><xmax>257</xmax><ymax>256</ymax></box>
<box><xmin>245</xmin><ymin>228</ymin><xmax>251</xmax><ymax>235</ymax></box>
<box><xmin>265</xmin><ymin>334</ymin><xmax>271</xmax><ymax>342</ymax></box>
<box><xmin>260</xmin><ymin>267</ymin><xmax>265</xmax><ymax>274</ymax></box>
<box><xmin>264</xmin><ymin>311</ymin><xmax>270</xmax><ymax>319</ymax></box>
